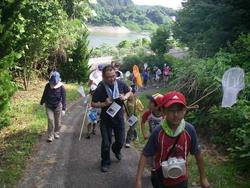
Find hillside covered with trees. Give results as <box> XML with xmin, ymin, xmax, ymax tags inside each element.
<box><xmin>88</xmin><ymin>0</ymin><xmax>176</xmax><ymax>31</ymax></box>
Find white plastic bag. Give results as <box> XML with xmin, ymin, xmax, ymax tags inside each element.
<box><xmin>78</xmin><ymin>85</ymin><xmax>85</xmax><ymax>97</ymax></box>
<box><xmin>222</xmin><ymin>68</ymin><xmax>245</xmax><ymax>107</ymax></box>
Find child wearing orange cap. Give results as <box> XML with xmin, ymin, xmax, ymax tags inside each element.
<box><xmin>141</xmin><ymin>93</ymin><xmax>164</xmax><ymax>140</ymax></box>
<box><xmin>136</xmin><ymin>91</ymin><xmax>210</xmax><ymax>188</ymax></box>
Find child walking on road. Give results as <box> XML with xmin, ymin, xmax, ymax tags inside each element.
<box><xmin>85</xmin><ymin>88</ymin><xmax>100</xmax><ymax>139</ymax></box>
<box><xmin>141</xmin><ymin>93</ymin><xmax>164</xmax><ymax>140</ymax></box>
<box><xmin>124</xmin><ymin>85</ymin><xmax>144</xmax><ymax>148</ymax></box>
<box><xmin>136</xmin><ymin>91</ymin><xmax>210</xmax><ymax>188</ymax></box>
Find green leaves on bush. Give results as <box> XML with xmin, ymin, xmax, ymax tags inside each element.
<box><xmin>207</xmin><ymin>100</ymin><xmax>250</xmax><ymax>172</ymax></box>
<box><xmin>0</xmin><ymin>53</ymin><xmax>19</xmax><ymax>128</ymax></box>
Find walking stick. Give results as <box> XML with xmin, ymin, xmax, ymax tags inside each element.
<box><xmin>79</xmin><ymin>103</ymin><xmax>88</xmax><ymax>141</ymax></box>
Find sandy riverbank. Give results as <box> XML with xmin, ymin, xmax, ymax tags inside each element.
<box><xmin>88</xmin><ymin>26</ymin><xmax>131</xmax><ymax>33</ymax></box>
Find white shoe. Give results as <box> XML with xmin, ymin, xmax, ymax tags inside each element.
<box><xmin>125</xmin><ymin>143</ymin><xmax>131</xmax><ymax>148</ymax></box>
<box><xmin>54</xmin><ymin>132</ymin><xmax>60</xmax><ymax>139</ymax></box>
<box><xmin>47</xmin><ymin>135</ymin><xmax>54</xmax><ymax>142</ymax></box>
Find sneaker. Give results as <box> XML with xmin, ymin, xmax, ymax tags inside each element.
<box><xmin>125</xmin><ymin>143</ymin><xmax>131</xmax><ymax>148</ymax></box>
<box><xmin>85</xmin><ymin>134</ymin><xmax>90</xmax><ymax>139</ymax></box>
<box><xmin>54</xmin><ymin>132</ymin><xmax>60</xmax><ymax>139</ymax></box>
<box><xmin>47</xmin><ymin>135</ymin><xmax>54</xmax><ymax>142</ymax></box>
<box><xmin>101</xmin><ymin>166</ymin><xmax>109</xmax><ymax>173</ymax></box>
<box><xmin>115</xmin><ymin>153</ymin><xmax>122</xmax><ymax>160</ymax></box>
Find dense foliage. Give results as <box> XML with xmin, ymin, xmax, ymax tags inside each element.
<box><xmin>91</xmin><ymin>38</ymin><xmax>151</xmax><ymax>59</ymax></box>
<box><xmin>60</xmin><ymin>30</ymin><xmax>91</xmax><ymax>84</ymax></box>
<box><xmin>150</xmin><ymin>24</ymin><xmax>173</xmax><ymax>55</ymax></box>
<box><xmin>0</xmin><ymin>0</ymin><xmax>91</xmax><ymax>128</ymax></box>
<box><xmin>89</xmin><ymin>0</ymin><xmax>175</xmax><ymax>31</ymax></box>
<box><xmin>166</xmin><ymin>34</ymin><xmax>250</xmax><ymax>173</ymax></box>
<box><xmin>0</xmin><ymin>53</ymin><xmax>20</xmax><ymax>128</ymax></box>
<box><xmin>173</xmin><ymin>0</ymin><xmax>250</xmax><ymax>57</ymax></box>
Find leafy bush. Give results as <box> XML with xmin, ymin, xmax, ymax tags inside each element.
<box><xmin>207</xmin><ymin>100</ymin><xmax>250</xmax><ymax>172</ymax></box>
<box><xmin>168</xmin><ymin>56</ymin><xmax>228</xmax><ymax>108</ymax></box>
<box><xmin>166</xmin><ymin>41</ymin><xmax>250</xmax><ymax>173</ymax></box>
<box><xmin>0</xmin><ymin>53</ymin><xmax>19</xmax><ymax>128</ymax></box>
<box><xmin>150</xmin><ymin>24</ymin><xmax>173</xmax><ymax>55</ymax></box>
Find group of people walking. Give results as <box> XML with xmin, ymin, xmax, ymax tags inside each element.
<box><xmin>127</xmin><ymin>63</ymin><xmax>171</xmax><ymax>90</ymax></box>
<box><xmin>40</xmin><ymin>63</ymin><xmax>210</xmax><ymax>188</ymax></box>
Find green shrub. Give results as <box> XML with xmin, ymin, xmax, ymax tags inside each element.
<box><xmin>0</xmin><ymin>53</ymin><xmax>19</xmax><ymax>128</ymax></box>
<box><xmin>166</xmin><ymin>48</ymin><xmax>250</xmax><ymax>174</ymax></box>
<box><xmin>207</xmin><ymin>100</ymin><xmax>250</xmax><ymax>172</ymax></box>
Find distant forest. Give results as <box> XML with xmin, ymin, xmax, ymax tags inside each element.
<box><xmin>88</xmin><ymin>0</ymin><xmax>176</xmax><ymax>31</ymax></box>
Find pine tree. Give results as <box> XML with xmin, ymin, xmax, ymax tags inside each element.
<box><xmin>61</xmin><ymin>30</ymin><xmax>91</xmax><ymax>83</ymax></box>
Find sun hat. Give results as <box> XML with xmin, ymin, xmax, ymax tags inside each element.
<box><xmin>49</xmin><ymin>71</ymin><xmax>61</xmax><ymax>85</ymax></box>
<box><xmin>98</xmin><ymin>64</ymin><xmax>104</xmax><ymax>71</ymax></box>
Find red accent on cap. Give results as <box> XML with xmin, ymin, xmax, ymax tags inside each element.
<box><xmin>163</xmin><ymin>91</ymin><xmax>186</xmax><ymax>108</ymax></box>
<box><xmin>154</xmin><ymin>96</ymin><xmax>164</xmax><ymax>106</ymax></box>
<box><xmin>147</xmin><ymin>93</ymin><xmax>164</xmax><ymax>107</ymax></box>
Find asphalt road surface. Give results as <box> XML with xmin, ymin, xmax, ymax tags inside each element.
<box><xmin>17</xmin><ymin>99</ymin><xmax>151</xmax><ymax>188</ymax></box>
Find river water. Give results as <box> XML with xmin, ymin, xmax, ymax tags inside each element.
<box><xmin>88</xmin><ymin>32</ymin><xmax>150</xmax><ymax>48</ymax></box>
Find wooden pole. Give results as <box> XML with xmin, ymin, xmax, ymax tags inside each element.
<box><xmin>189</xmin><ymin>87</ymin><xmax>219</xmax><ymax>107</ymax></box>
<box><xmin>79</xmin><ymin>103</ymin><xmax>88</xmax><ymax>141</ymax></box>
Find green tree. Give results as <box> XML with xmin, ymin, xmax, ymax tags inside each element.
<box><xmin>0</xmin><ymin>1</ymin><xmax>24</xmax><ymax>127</ymax></box>
<box><xmin>0</xmin><ymin>53</ymin><xmax>20</xmax><ymax>128</ymax></box>
<box><xmin>146</xmin><ymin>9</ymin><xmax>164</xmax><ymax>24</ymax></box>
<box><xmin>117</xmin><ymin>40</ymin><xmax>132</xmax><ymax>48</ymax></box>
<box><xmin>60</xmin><ymin>30</ymin><xmax>91</xmax><ymax>83</ymax></box>
<box><xmin>173</xmin><ymin>0</ymin><xmax>250</xmax><ymax>57</ymax></box>
<box><xmin>150</xmin><ymin>24</ymin><xmax>173</xmax><ymax>55</ymax></box>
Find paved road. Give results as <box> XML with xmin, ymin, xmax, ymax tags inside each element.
<box><xmin>17</xmin><ymin>99</ymin><xmax>151</xmax><ymax>188</ymax></box>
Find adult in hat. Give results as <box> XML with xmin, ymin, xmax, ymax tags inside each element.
<box><xmin>89</xmin><ymin>64</ymin><xmax>103</xmax><ymax>89</ymax></box>
<box><xmin>40</xmin><ymin>71</ymin><xmax>66</xmax><ymax>142</ymax></box>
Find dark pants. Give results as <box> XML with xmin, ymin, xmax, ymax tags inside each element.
<box><xmin>151</xmin><ymin>171</ymin><xmax>187</xmax><ymax>188</ymax></box>
<box><xmin>100</xmin><ymin>120</ymin><xmax>125</xmax><ymax>166</ymax></box>
<box><xmin>126</xmin><ymin>123</ymin><xmax>137</xmax><ymax>144</ymax></box>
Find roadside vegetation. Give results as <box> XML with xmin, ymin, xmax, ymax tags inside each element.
<box><xmin>0</xmin><ymin>0</ymin><xmax>90</xmax><ymax>186</ymax></box>
<box><xmin>135</xmin><ymin>87</ymin><xmax>250</xmax><ymax>188</ymax></box>
<box><xmin>0</xmin><ymin>81</ymin><xmax>79</xmax><ymax>187</ymax></box>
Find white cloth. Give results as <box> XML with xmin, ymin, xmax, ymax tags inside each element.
<box><xmin>222</xmin><ymin>67</ymin><xmax>245</xmax><ymax>107</ymax></box>
<box><xmin>78</xmin><ymin>85</ymin><xmax>85</xmax><ymax>97</ymax></box>
<box><xmin>89</xmin><ymin>70</ymin><xmax>102</xmax><ymax>86</ymax></box>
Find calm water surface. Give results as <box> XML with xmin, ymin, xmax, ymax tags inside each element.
<box><xmin>88</xmin><ymin>32</ymin><xmax>150</xmax><ymax>48</ymax></box>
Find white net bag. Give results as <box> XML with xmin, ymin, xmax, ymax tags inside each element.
<box><xmin>222</xmin><ymin>67</ymin><xmax>245</xmax><ymax>107</ymax></box>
